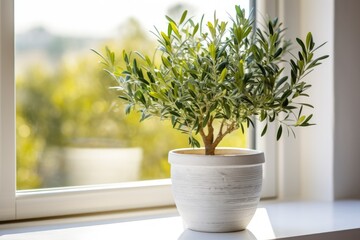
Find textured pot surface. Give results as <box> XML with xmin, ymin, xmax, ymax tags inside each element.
<box><xmin>169</xmin><ymin>148</ymin><xmax>264</xmax><ymax>232</ymax></box>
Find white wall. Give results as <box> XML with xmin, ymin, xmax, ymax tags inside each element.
<box><xmin>333</xmin><ymin>0</ymin><xmax>360</xmax><ymax>199</ymax></box>
<box><xmin>297</xmin><ymin>0</ymin><xmax>335</xmax><ymax>200</ymax></box>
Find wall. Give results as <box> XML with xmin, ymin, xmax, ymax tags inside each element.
<box><xmin>297</xmin><ymin>0</ymin><xmax>335</xmax><ymax>200</ymax></box>
<box><xmin>333</xmin><ymin>0</ymin><xmax>360</xmax><ymax>199</ymax></box>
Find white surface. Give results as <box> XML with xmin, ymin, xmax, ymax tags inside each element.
<box><xmin>1</xmin><ymin>201</ymin><xmax>359</xmax><ymax>240</ymax></box>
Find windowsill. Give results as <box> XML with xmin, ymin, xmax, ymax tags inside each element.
<box><xmin>0</xmin><ymin>200</ymin><xmax>360</xmax><ymax>240</ymax></box>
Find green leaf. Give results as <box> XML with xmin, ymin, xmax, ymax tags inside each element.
<box><xmin>194</xmin><ymin>118</ymin><xmax>200</xmax><ymax>134</ymax></box>
<box><xmin>122</xmin><ymin>50</ymin><xmax>129</xmax><ymax>64</ymax></box>
<box><xmin>149</xmin><ymin>91</ymin><xmax>164</xmax><ymax>100</ymax></box>
<box><xmin>188</xmin><ymin>89</ymin><xmax>197</xmax><ymax>99</ymax></box>
<box><xmin>217</xmin><ymin>60</ymin><xmax>227</xmax><ymax>71</ymax></box>
<box><xmin>147</xmin><ymin>72</ymin><xmax>155</xmax><ymax>83</ymax></box>
<box><xmin>118</xmin><ymin>96</ymin><xmax>129</xmax><ymax>102</ymax></box>
<box><xmin>276</xmin><ymin>125</ymin><xmax>283</xmax><ymax>140</ymax></box>
<box><xmin>193</xmin><ymin>24</ymin><xmax>199</xmax><ymax>35</ymax></box>
<box><xmin>282</xmin><ymin>98</ymin><xmax>289</xmax><ymax>107</ymax></box>
<box><xmin>268</xmin><ymin>21</ymin><xmax>274</xmax><ymax>35</ymax></box>
<box><xmin>140</xmin><ymin>111</ymin><xmax>150</xmax><ymax>122</ymax></box>
<box><xmin>303</xmin><ymin>114</ymin><xmax>313</xmax><ymax>125</ymax></box>
<box><xmin>170</xmin><ymin>22</ymin><xmax>180</xmax><ymax>38</ymax></box>
<box><xmin>134</xmin><ymin>51</ymin><xmax>145</xmax><ymax>60</ymax></box>
<box><xmin>290</xmin><ymin>59</ymin><xmax>299</xmax><ymax>71</ymax></box>
<box><xmin>312</xmin><ymin>41</ymin><xmax>327</xmax><ymax>52</ymax></box>
<box><xmin>179</xmin><ymin>10</ymin><xmax>188</xmax><ymax>24</ymax></box>
<box><xmin>307</xmin><ymin>55</ymin><xmax>329</xmax><ymax>69</ymax></box>
<box><xmin>106</xmin><ymin>47</ymin><xmax>115</xmax><ymax>65</ymax></box>
<box><xmin>298</xmin><ymin>52</ymin><xmax>304</xmax><ymax>61</ymax></box>
<box><xmin>202</xmin><ymin>113</ymin><xmax>210</xmax><ymax>128</ymax></box>
<box><xmin>269</xmin><ymin>112</ymin><xmax>276</xmax><ymax>122</ymax></box>
<box><xmin>296</xmin><ymin>38</ymin><xmax>306</xmax><ymax>54</ymax></box>
<box><xmin>209</xmin><ymin>102</ymin><xmax>218</xmax><ymax>113</ymax></box>
<box><xmin>220</xmin><ymin>21</ymin><xmax>227</xmax><ymax>34</ymax></box>
<box><xmin>167</xmin><ymin>23</ymin><xmax>173</xmax><ymax>37</ymax></box>
<box><xmin>235</xmin><ymin>5</ymin><xmax>243</xmax><ymax>17</ymax></box>
<box><xmin>223</xmin><ymin>103</ymin><xmax>231</xmax><ymax>119</ymax></box>
<box><xmin>122</xmin><ymin>70</ymin><xmax>131</xmax><ymax>75</ymax></box>
<box><xmin>246</xmin><ymin>117</ymin><xmax>255</xmax><ymax>128</ymax></box>
<box><xmin>132</xmin><ymin>59</ymin><xmax>138</xmax><ymax>74</ymax></box>
<box><xmin>275</xmin><ymin>76</ymin><xmax>288</xmax><ymax>89</ymax></box>
<box><xmin>219</xmin><ymin>67</ymin><xmax>228</xmax><ymax>82</ymax></box>
<box><xmin>240</xmin><ymin>123</ymin><xmax>245</xmax><ymax>134</ymax></box>
<box><xmin>273</xmin><ymin>48</ymin><xmax>283</xmax><ymax>58</ymax></box>
<box><xmin>165</xmin><ymin>15</ymin><xmax>176</xmax><ymax>24</ymax></box>
<box><xmin>306</xmin><ymin>32</ymin><xmax>313</xmax><ymax>50</ymax></box>
<box><xmin>169</xmin><ymin>110</ymin><xmax>181</xmax><ymax>117</ymax></box>
<box><xmin>171</xmin><ymin>116</ymin><xmax>178</xmax><ymax>128</ymax></box>
<box><xmin>297</xmin><ymin>59</ymin><xmax>304</xmax><ymax>72</ymax></box>
<box><xmin>207</xmin><ymin>21</ymin><xmax>216</xmax><ymax>38</ymax></box>
<box><xmin>281</xmin><ymin>89</ymin><xmax>292</xmax><ymax>100</ymax></box>
<box><xmin>296</xmin><ymin>115</ymin><xmax>306</xmax><ymax>126</ymax></box>
<box><xmin>208</xmin><ymin>42</ymin><xmax>216</xmax><ymax>59</ymax></box>
<box><xmin>291</xmin><ymin>70</ymin><xmax>297</xmax><ymax>85</ymax></box>
<box><xmin>260</xmin><ymin>110</ymin><xmax>267</xmax><ymax>121</ymax></box>
<box><xmin>160</xmin><ymin>31</ymin><xmax>170</xmax><ymax>45</ymax></box>
<box><xmin>257</xmin><ymin>63</ymin><xmax>266</xmax><ymax>76</ymax></box>
<box><xmin>301</xmin><ymin>103</ymin><xmax>314</xmax><ymax>108</ymax></box>
<box><xmin>261</xmin><ymin>124</ymin><xmax>268</xmax><ymax>137</ymax></box>
<box><xmin>135</xmin><ymin>90</ymin><xmax>146</xmax><ymax>105</ymax></box>
<box><xmin>125</xmin><ymin>104</ymin><xmax>132</xmax><ymax>115</ymax></box>
<box><xmin>238</xmin><ymin>60</ymin><xmax>244</xmax><ymax>78</ymax></box>
<box><xmin>161</xmin><ymin>55</ymin><xmax>171</xmax><ymax>67</ymax></box>
<box><xmin>298</xmin><ymin>105</ymin><xmax>303</xmax><ymax>119</ymax></box>
<box><xmin>189</xmin><ymin>136</ymin><xmax>200</xmax><ymax>148</ymax></box>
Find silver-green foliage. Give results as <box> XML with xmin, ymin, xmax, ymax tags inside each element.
<box><xmin>94</xmin><ymin>6</ymin><xmax>328</xmax><ymax>155</ymax></box>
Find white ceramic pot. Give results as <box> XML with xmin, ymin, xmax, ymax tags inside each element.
<box><xmin>168</xmin><ymin>148</ymin><xmax>264</xmax><ymax>232</ymax></box>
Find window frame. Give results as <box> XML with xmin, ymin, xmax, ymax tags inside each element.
<box><xmin>0</xmin><ymin>0</ymin><xmax>16</xmax><ymax>221</ymax></box>
<box><xmin>0</xmin><ymin>0</ymin><xmax>276</xmax><ymax>221</ymax></box>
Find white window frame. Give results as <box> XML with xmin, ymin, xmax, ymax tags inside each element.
<box><xmin>0</xmin><ymin>0</ymin><xmax>276</xmax><ymax>221</ymax></box>
<box><xmin>0</xmin><ymin>0</ymin><xmax>16</xmax><ymax>221</ymax></box>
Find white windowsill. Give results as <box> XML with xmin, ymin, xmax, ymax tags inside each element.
<box><xmin>0</xmin><ymin>200</ymin><xmax>360</xmax><ymax>240</ymax></box>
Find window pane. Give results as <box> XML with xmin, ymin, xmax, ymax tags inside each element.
<box><xmin>15</xmin><ymin>0</ymin><xmax>249</xmax><ymax>190</ymax></box>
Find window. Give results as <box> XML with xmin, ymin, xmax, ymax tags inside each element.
<box><xmin>1</xmin><ymin>0</ymin><xmax>276</xmax><ymax>221</ymax></box>
<box><xmin>15</xmin><ymin>0</ymin><xmax>251</xmax><ymax>190</ymax></box>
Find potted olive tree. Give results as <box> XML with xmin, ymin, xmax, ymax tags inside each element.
<box><xmin>93</xmin><ymin>6</ymin><xmax>328</xmax><ymax>232</ymax></box>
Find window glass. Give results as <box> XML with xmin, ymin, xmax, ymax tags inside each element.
<box><xmin>15</xmin><ymin>0</ymin><xmax>250</xmax><ymax>190</ymax></box>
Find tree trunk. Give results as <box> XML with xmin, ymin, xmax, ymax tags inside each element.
<box><xmin>205</xmin><ymin>144</ymin><xmax>216</xmax><ymax>155</ymax></box>
<box><xmin>200</xmin><ymin>121</ymin><xmax>238</xmax><ymax>155</ymax></box>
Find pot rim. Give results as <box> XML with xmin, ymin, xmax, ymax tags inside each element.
<box><xmin>168</xmin><ymin>147</ymin><xmax>265</xmax><ymax>167</ymax></box>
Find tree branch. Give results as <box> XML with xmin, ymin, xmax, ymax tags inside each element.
<box><xmin>218</xmin><ymin>119</ymin><xmax>226</xmax><ymax>137</ymax></box>
<box><xmin>213</xmin><ymin>122</ymin><xmax>237</xmax><ymax>148</ymax></box>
